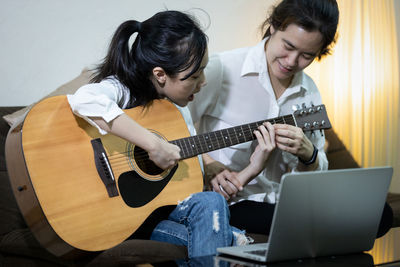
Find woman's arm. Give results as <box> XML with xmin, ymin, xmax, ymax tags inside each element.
<box><xmin>273</xmin><ymin>124</ymin><xmax>326</xmax><ymax>171</ymax></box>
<box><xmin>205</xmin><ymin>122</ymin><xmax>276</xmax><ymax>200</ymax></box>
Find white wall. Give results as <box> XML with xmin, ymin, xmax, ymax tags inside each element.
<box><xmin>0</xmin><ymin>0</ymin><xmax>276</xmax><ymax>106</ymax></box>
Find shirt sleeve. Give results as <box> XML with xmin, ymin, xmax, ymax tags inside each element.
<box><xmin>188</xmin><ymin>53</ymin><xmax>223</xmax><ymax>128</ymax></box>
<box><xmin>67</xmin><ymin>78</ymin><xmax>130</xmax><ymax>135</ymax></box>
<box><xmin>282</xmin><ymin>76</ymin><xmax>329</xmax><ymax>172</ymax></box>
<box><xmin>297</xmin><ymin>76</ymin><xmax>329</xmax><ymax>171</ymax></box>
<box><xmin>288</xmin><ymin>115</ymin><xmax>329</xmax><ymax>171</ymax></box>
<box><xmin>307</xmin><ymin>130</ymin><xmax>329</xmax><ymax>171</ymax></box>
<box><xmin>283</xmin><ymin>132</ymin><xmax>328</xmax><ymax>172</ymax></box>
<box><xmin>306</xmin><ymin>86</ymin><xmax>329</xmax><ymax>171</ymax></box>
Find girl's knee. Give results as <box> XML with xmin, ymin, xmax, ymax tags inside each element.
<box><xmin>177</xmin><ymin>192</ymin><xmax>228</xmax><ymax>216</ymax></box>
<box><xmin>195</xmin><ymin>191</ymin><xmax>227</xmax><ymax>209</ymax></box>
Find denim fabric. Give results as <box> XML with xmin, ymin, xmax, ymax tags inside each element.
<box><xmin>150</xmin><ymin>191</ymin><xmax>242</xmax><ymax>258</ymax></box>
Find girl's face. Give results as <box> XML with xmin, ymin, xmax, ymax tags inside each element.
<box><xmin>154</xmin><ymin>49</ymin><xmax>209</xmax><ymax>107</ymax></box>
<box><xmin>266</xmin><ymin>24</ymin><xmax>323</xmax><ymax>85</ymax></box>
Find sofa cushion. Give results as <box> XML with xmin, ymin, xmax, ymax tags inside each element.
<box><xmin>325</xmin><ymin>129</ymin><xmax>359</xmax><ymax>169</ymax></box>
<box><xmin>0</xmin><ymin>228</ymin><xmax>71</xmax><ymax>266</ymax></box>
<box><xmin>325</xmin><ymin>129</ymin><xmax>347</xmax><ymax>153</ymax></box>
<box><xmin>0</xmin><ymin>107</ymin><xmax>24</xmax><ymax>172</ymax></box>
<box><xmin>387</xmin><ymin>193</ymin><xmax>400</xmax><ymax>227</ymax></box>
<box><xmin>2</xmin><ymin>68</ymin><xmax>93</xmax><ymax>127</ymax></box>
<box><xmin>0</xmin><ymin>171</ymin><xmax>26</xmax><ymax>237</ymax></box>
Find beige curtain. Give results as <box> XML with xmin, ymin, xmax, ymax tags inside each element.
<box><xmin>306</xmin><ymin>0</ymin><xmax>399</xmax><ymax>193</ymax></box>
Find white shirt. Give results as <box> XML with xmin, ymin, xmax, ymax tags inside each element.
<box><xmin>67</xmin><ymin>77</ymin><xmax>196</xmax><ymax>137</ymax></box>
<box><xmin>67</xmin><ymin>77</ymin><xmax>130</xmax><ymax>135</ymax></box>
<box><xmin>188</xmin><ymin>39</ymin><xmax>328</xmax><ymax>204</ymax></box>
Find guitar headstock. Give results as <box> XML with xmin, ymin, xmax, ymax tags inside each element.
<box><xmin>293</xmin><ymin>103</ymin><xmax>331</xmax><ymax>132</ymax></box>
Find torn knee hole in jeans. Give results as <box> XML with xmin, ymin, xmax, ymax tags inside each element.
<box><xmin>212</xmin><ymin>211</ymin><xmax>220</xmax><ymax>232</ymax></box>
<box><xmin>177</xmin><ymin>194</ymin><xmax>193</xmax><ymax>210</ymax></box>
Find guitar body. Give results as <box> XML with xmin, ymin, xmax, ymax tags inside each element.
<box><xmin>5</xmin><ymin>95</ymin><xmax>203</xmax><ymax>257</ymax></box>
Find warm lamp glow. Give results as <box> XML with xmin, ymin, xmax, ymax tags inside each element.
<box><xmin>306</xmin><ymin>1</ymin><xmax>400</xmax><ymax>259</ymax></box>
<box><xmin>306</xmin><ymin>0</ymin><xmax>399</xmax><ymax>195</ymax></box>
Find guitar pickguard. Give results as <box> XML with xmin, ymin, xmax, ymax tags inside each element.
<box><xmin>118</xmin><ymin>164</ymin><xmax>178</xmax><ymax>207</ymax></box>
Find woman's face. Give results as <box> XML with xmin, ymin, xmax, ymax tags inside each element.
<box><xmin>266</xmin><ymin>24</ymin><xmax>323</xmax><ymax>85</ymax></box>
<box><xmin>155</xmin><ymin>49</ymin><xmax>209</xmax><ymax>107</ymax></box>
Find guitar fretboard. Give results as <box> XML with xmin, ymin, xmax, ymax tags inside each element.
<box><xmin>170</xmin><ymin>114</ymin><xmax>296</xmax><ymax>159</ymax></box>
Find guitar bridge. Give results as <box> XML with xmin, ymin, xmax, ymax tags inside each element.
<box><xmin>91</xmin><ymin>138</ymin><xmax>119</xmax><ymax>197</ymax></box>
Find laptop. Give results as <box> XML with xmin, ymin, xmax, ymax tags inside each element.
<box><xmin>214</xmin><ymin>253</ymin><xmax>374</xmax><ymax>267</ymax></box>
<box><xmin>217</xmin><ymin>167</ymin><xmax>393</xmax><ymax>263</ymax></box>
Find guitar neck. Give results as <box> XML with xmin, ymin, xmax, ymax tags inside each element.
<box><xmin>170</xmin><ymin>114</ymin><xmax>296</xmax><ymax>159</ymax></box>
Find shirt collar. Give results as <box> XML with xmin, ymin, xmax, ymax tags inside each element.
<box><xmin>240</xmin><ymin>38</ymin><xmax>268</xmax><ymax>77</ymax></box>
<box><xmin>289</xmin><ymin>71</ymin><xmax>313</xmax><ymax>93</ymax></box>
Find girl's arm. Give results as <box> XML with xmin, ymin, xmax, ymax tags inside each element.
<box><xmin>92</xmin><ymin>113</ymin><xmax>180</xmax><ymax>170</ymax></box>
<box><xmin>68</xmin><ymin>80</ymin><xmax>180</xmax><ymax>170</ymax></box>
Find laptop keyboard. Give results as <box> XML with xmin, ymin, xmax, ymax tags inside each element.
<box><xmin>242</xmin><ymin>243</ymin><xmax>269</xmax><ymax>257</ymax></box>
<box><xmin>245</xmin><ymin>249</ymin><xmax>267</xmax><ymax>256</ymax></box>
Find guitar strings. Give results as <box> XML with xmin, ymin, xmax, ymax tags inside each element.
<box><xmin>105</xmin><ymin>116</ymin><xmax>296</xmax><ymax>162</ymax></box>
<box><xmin>174</xmin><ymin>117</ymin><xmax>295</xmax><ymax>157</ymax></box>
<box><xmin>100</xmin><ymin>112</ymin><xmax>320</xmax><ymax>174</ymax></box>
<box><xmin>103</xmin><ymin>115</ymin><xmax>300</xmax><ymax>175</ymax></box>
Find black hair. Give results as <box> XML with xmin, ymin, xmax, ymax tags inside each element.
<box><xmin>92</xmin><ymin>10</ymin><xmax>208</xmax><ymax>107</ymax></box>
<box><xmin>262</xmin><ymin>0</ymin><xmax>339</xmax><ymax>59</ymax></box>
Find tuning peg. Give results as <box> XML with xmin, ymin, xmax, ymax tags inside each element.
<box><xmin>300</xmin><ymin>103</ymin><xmax>307</xmax><ymax>115</ymax></box>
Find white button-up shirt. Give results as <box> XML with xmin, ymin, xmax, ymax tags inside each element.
<box><xmin>67</xmin><ymin>77</ymin><xmax>196</xmax><ymax>138</ymax></box>
<box><xmin>188</xmin><ymin>38</ymin><xmax>328</xmax><ymax>204</ymax></box>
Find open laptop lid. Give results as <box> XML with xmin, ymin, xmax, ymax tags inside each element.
<box><xmin>266</xmin><ymin>166</ymin><xmax>393</xmax><ymax>262</ymax></box>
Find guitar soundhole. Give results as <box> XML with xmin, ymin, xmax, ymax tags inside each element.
<box><xmin>133</xmin><ymin>146</ymin><xmax>164</xmax><ymax>175</ymax></box>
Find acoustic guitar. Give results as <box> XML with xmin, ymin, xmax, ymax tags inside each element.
<box><xmin>5</xmin><ymin>95</ymin><xmax>331</xmax><ymax>257</ymax></box>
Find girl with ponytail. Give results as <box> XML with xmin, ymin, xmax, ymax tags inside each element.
<box><xmin>68</xmin><ymin>10</ymin><xmax>250</xmax><ymax>258</ymax></box>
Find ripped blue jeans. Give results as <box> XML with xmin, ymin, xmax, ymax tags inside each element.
<box><xmin>150</xmin><ymin>191</ymin><xmax>244</xmax><ymax>258</ymax></box>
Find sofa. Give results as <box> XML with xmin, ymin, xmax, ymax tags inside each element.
<box><xmin>1</xmin><ymin>69</ymin><xmax>399</xmax><ymax>266</ymax></box>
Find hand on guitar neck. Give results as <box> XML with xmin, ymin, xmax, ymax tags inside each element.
<box><xmin>206</xmin><ymin>120</ymin><xmax>320</xmax><ymax>201</ymax></box>
<box><xmin>206</xmin><ymin>122</ymin><xmax>276</xmax><ymax>200</ymax></box>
